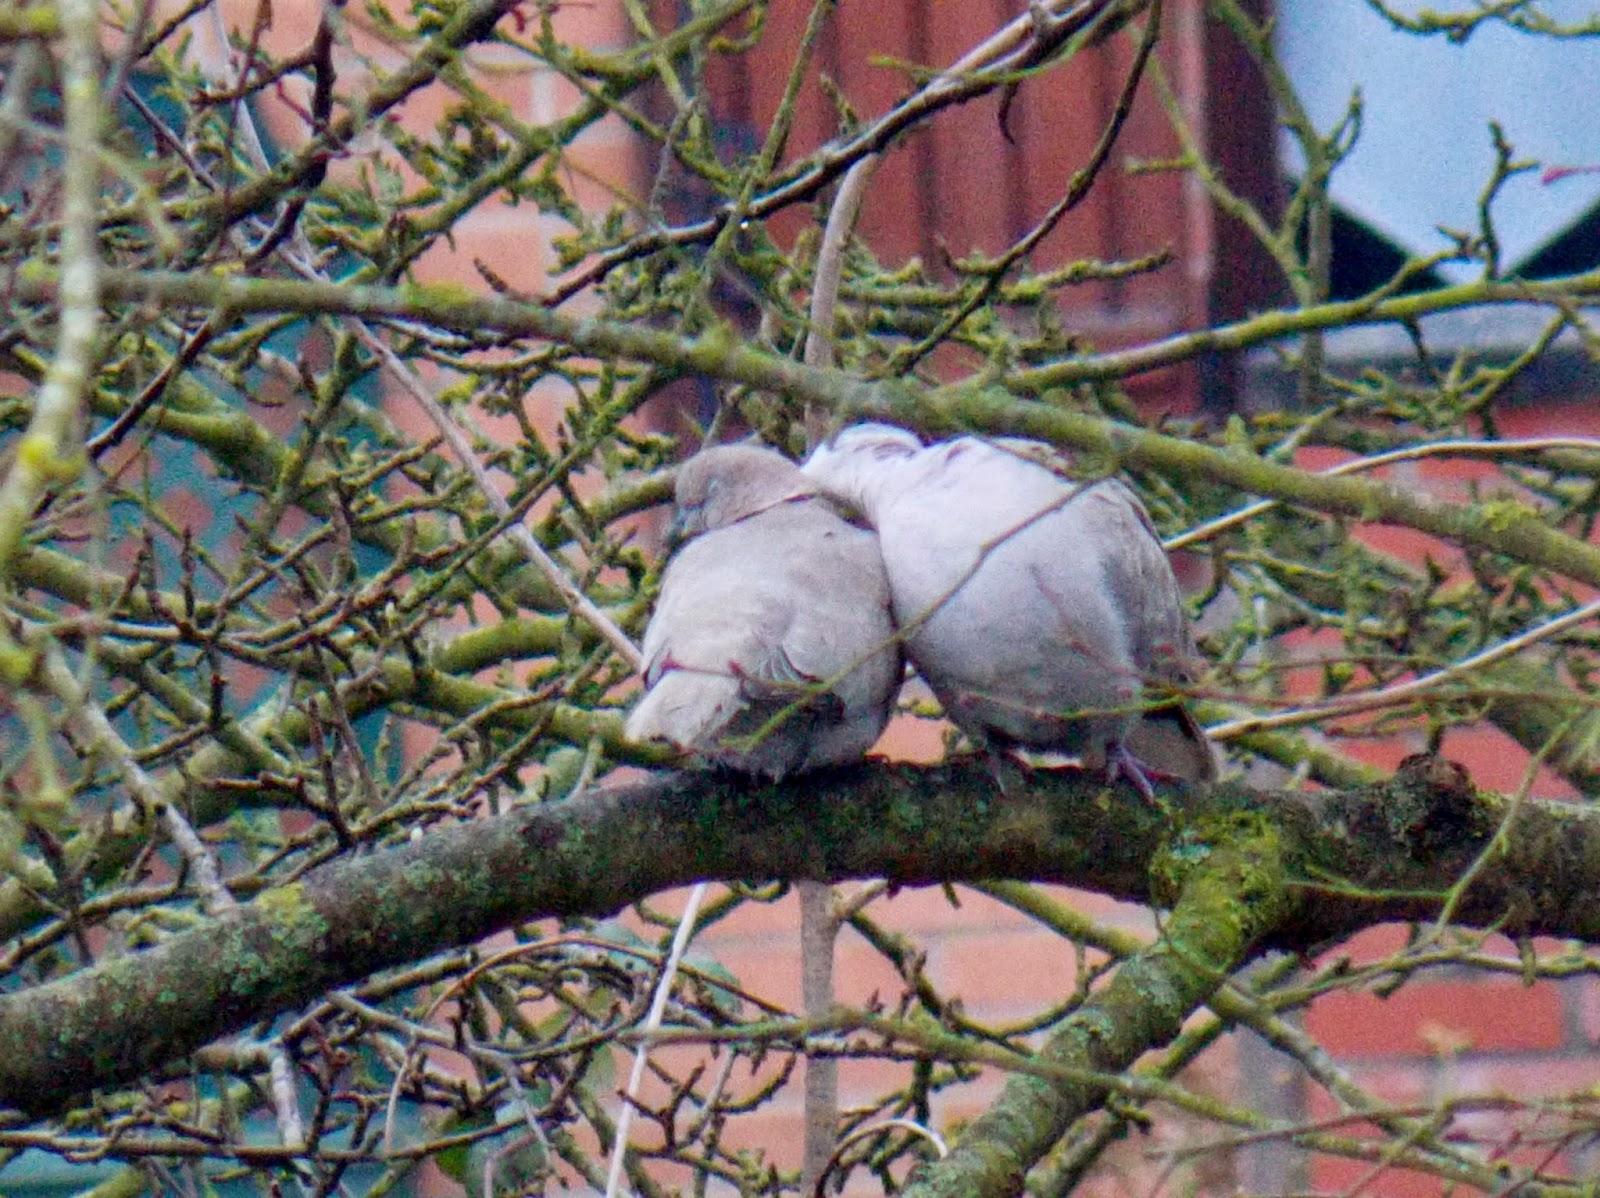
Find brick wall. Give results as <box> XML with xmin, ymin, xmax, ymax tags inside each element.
<box><xmin>209</xmin><ymin>0</ymin><xmax>1600</xmax><ymax>1191</ymax></box>
<box><xmin>1275</xmin><ymin>393</ymin><xmax>1600</xmax><ymax>1196</ymax></box>
<box><xmin>667</xmin><ymin>0</ymin><xmax>1228</xmax><ymax>408</ymax></box>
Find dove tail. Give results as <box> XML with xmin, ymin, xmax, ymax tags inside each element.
<box><xmin>625</xmin><ymin>670</ymin><xmax>744</xmax><ymax>754</ymax></box>
<box><xmin>1124</xmin><ymin>702</ymin><xmax>1217</xmax><ymax>783</ymax></box>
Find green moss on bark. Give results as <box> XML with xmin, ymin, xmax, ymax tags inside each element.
<box><xmin>2</xmin><ymin>756</ymin><xmax>1599</xmax><ymax>1114</ymax></box>
<box><xmin>902</xmin><ymin>819</ymin><xmax>1293</xmax><ymax>1198</ymax></box>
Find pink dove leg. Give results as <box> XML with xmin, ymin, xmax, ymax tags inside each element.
<box><xmin>1107</xmin><ymin>742</ymin><xmax>1161</xmax><ymax>805</ymax></box>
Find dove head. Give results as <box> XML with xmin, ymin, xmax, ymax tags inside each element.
<box><xmin>801</xmin><ymin>423</ymin><xmax>922</xmax><ymax>514</ymax></box>
<box><xmin>669</xmin><ymin>445</ymin><xmax>817</xmax><ymax>543</ymax></box>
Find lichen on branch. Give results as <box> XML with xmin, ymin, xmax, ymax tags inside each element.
<box><xmin>0</xmin><ymin>755</ymin><xmax>1594</xmax><ymax>1117</ymax></box>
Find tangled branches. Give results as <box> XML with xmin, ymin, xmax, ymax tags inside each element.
<box><xmin>3</xmin><ymin>0</ymin><xmax>1600</xmax><ymax>1194</ymax></box>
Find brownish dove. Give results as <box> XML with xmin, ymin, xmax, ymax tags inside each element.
<box><xmin>626</xmin><ymin>444</ymin><xmax>902</xmax><ymax>777</ymax></box>
<box><xmin>802</xmin><ymin>424</ymin><xmax>1214</xmax><ymax>794</ymax></box>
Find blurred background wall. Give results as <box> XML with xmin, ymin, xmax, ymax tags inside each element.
<box><xmin>13</xmin><ymin>2</ymin><xmax>1596</xmax><ymax>1193</ymax></box>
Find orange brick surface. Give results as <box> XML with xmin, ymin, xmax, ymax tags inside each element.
<box><xmin>1310</xmin><ymin>1155</ymin><xmax>1457</xmax><ymax>1198</ymax></box>
<box><xmin>199</xmin><ymin>0</ymin><xmax>1600</xmax><ymax>1192</ymax></box>
<box><xmin>1305</xmin><ymin>975</ymin><xmax>1568</xmax><ymax>1057</ymax></box>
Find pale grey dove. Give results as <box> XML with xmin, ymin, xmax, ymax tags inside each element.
<box><xmin>626</xmin><ymin>444</ymin><xmax>902</xmax><ymax>777</ymax></box>
<box><xmin>802</xmin><ymin>424</ymin><xmax>1215</xmax><ymax>792</ymax></box>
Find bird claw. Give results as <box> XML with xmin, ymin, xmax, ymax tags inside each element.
<box><xmin>1106</xmin><ymin>743</ymin><xmax>1161</xmax><ymax>806</ymax></box>
<box><xmin>983</xmin><ymin>745</ymin><xmax>1016</xmax><ymax>795</ymax></box>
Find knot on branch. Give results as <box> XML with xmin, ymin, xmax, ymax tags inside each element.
<box><xmin>1379</xmin><ymin>753</ymin><xmax>1485</xmax><ymax>860</ymax></box>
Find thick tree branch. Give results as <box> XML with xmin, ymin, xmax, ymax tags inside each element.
<box><xmin>0</xmin><ymin>621</ymin><xmax>658</xmax><ymax>943</ymax></box>
<box><xmin>0</xmin><ymin>0</ymin><xmax>98</xmax><ymax>583</ymax></box>
<box><xmin>903</xmin><ymin>819</ymin><xmax>1289</xmax><ymax>1197</ymax></box>
<box><xmin>0</xmin><ymin>755</ymin><xmax>1596</xmax><ymax>1115</ymax></box>
<box><xmin>20</xmin><ymin>268</ymin><xmax>1600</xmax><ymax>593</ymax></box>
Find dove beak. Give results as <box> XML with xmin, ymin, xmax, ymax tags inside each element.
<box><xmin>664</xmin><ymin>508</ymin><xmax>690</xmax><ymax>552</ymax></box>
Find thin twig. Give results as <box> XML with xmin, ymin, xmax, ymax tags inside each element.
<box><xmin>1167</xmin><ymin>436</ymin><xmax>1600</xmax><ymax>551</ymax></box>
<box><xmin>267</xmin><ymin>1043</ymin><xmax>307</xmax><ymax>1151</ymax></box>
<box><xmin>37</xmin><ymin>642</ymin><xmax>239</xmax><ymax>916</ymax></box>
<box><xmin>356</xmin><ymin>329</ymin><xmax>643</xmax><ymax>672</ymax></box>
<box><xmin>1209</xmin><ymin>594</ymin><xmax>1600</xmax><ymax>741</ymax></box>
<box><xmin>603</xmin><ymin>880</ymin><xmax>707</xmax><ymax>1198</ymax></box>
<box><xmin>815</xmin><ymin>1116</ymin><xmax>948</xmax><ymax>1197</ymax></box>
<box><xmin>804</xmin><ymin>157</ymin><xmax>879</xmax><ymax>377</ymax></box>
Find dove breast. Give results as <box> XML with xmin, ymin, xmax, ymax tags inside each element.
<box><xmin>803</xmin><ymin>426</ymin><xmax>1211</xmax><ymax>779</ymax></box>
<box><xmin>627</xmin><ymin>448</ymin><xmax>901</xmax><ymax>779</ymax></box>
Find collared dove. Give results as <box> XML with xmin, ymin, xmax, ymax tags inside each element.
<box><xmin>802</xmin><ymin>424</ymin><xmax>1215</xmax><ymax>791</ymax></box>
<box><xmin>626</xmin><ymin>444</ymin><xmax>902</xmax><ymax>777</ymax></box>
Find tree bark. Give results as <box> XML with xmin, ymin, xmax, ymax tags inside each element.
<box><xmin>903</xmin><ymin>826</ymin><xmax>1290</xmax><ymax>1197</ymax></box>
<box><xmin>1</xmin><ymin>755</ymin><xmax>1596</xmax><ymax>1115</ymax></box>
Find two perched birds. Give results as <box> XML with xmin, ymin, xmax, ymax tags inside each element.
<box><xmin>625</xmin><ymin>426</ymin><xmax>1215</xmax><ymax>793</ymax></box>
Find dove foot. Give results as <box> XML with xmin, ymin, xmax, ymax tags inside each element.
<box><xmin>1106</xmin><ymin>743</ymin><xmax>1162</xmax><ymax>806</ymax></box>
<box><xmin>981</xmin><ymin>745</ymin><xmax>1024</xmax><ymax>795</ymax></box>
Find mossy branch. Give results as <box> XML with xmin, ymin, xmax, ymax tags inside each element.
<box><xmin>0</xmin><ymin>616</ymin><xmax>659</xmax><ymax>943</ymax></box>
<box><xmin>20</xmin><ymin>269</ymin><xmax>1600</xmax><ymax>596</ymax></box>
<box><xmin>20</xmin><ymin>265</ymin><xmax>1600</xmax><ymax>392</ymax></box>
<box><xmin>1</xmin><ymin>755</ymin><xmax>1597</xmax><ymax>1115</ymax></box>
<box><xmin>902</xmin><ymin>817</ymin><xmax>1291</xmax><ymax>1197</ymax></box>
<box><xmin>0</xmin><ymin>5</ymin><xmax>57</xmax><ymax>40</ymax></box>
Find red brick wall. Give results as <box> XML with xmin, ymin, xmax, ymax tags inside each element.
<box><xmin>1282</xmin><ymin>393</ymin><xmax>1600</xmax><ymax>1195</ymax></box>
<box><xmin>671</xmin><ymin>0</ymin><xmax>1230</xmax><ymax>408</ymax></box>
<box><xmin>201</xmin><ymin>0</ymin><xmax>1600</xmax><ymax>1190</ymax></box>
